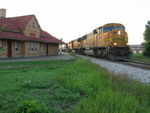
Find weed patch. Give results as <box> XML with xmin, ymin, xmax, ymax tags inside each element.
<box><xmin>16</xmin><ymin>99</ymin><xmax>48</xmax><ymax>113</ymax></box>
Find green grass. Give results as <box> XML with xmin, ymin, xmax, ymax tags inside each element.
<box><xmin>0</xmin><ymin>60</ymin><xmax>76</xmax><ymax>113</ymax></box>
<box><xmin>0</xmin><ymin>58</ymin><xmax>150</xmax><ymax>113</ymax></box>
<box><xmin>131</xmin><ymin>53</ymin><xmax>150</xmax><ymax>63</ymax></box>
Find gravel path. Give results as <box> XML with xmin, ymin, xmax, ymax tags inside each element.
<box><xmin>78</xmin><ymin>55</ymin><xmax>150</xmax><ymax>84</ymax></box>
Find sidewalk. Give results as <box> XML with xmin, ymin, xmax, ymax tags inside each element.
<box><xmin>0</xmin><ymin>54</ymin><xmax>73</xmax><ymax>63</ymax></box>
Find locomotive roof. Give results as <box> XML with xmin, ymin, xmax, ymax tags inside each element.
<box><xmin>102</xmin><ymin>23</ymin><xmax>124</xmax><ymax>27</ymax></box>
<box><xmin>78</xmin><ymin>35</ymin><xmax>87</xmax><ymax>41</ymax></box>
<box><xmin>69</xmin><ymin>23</ymin><xmax>125</xmax><ymax>43</ymax></box>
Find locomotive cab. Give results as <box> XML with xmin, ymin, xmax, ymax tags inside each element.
<box><xmin>102</xmin><ymin>24</ymin><xmax>128</xmax><ymax>47</ymax></box>
<box><xmin>102</xmin><ymin>23</ymin><xmax>131</xmax><ymax>59</ymax></box>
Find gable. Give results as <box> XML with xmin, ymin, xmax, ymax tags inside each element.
<box><xmin>0</xmin><ymin>15</ymin><xmax>64</xmax><ymax>44</ymax></box>
<box><xmin>0</xmin><ymin>15</ymin><xmax>33</xmax><ymax>33</ymax></box>
<box><xmin>24</xmin><ymin>16</ymin><xmax>41</xmax><ymax>38</ymax></box>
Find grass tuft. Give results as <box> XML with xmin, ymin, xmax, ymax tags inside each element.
<box><xmin>131</xmin><ymin>53</ymin><xmax>150</xmax><ymax>62</ymax></box>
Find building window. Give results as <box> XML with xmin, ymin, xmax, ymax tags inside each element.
<box><xmin>29</xmin><ymin>42</ymin><xmax>37</xmax><ymax>51</ymax></box>
<box><xmin>40</xmin><ymin>43</ymin><xmax>46</xmax><ymax>52</ymax></box>
<box><xmin>15</xmin><ymin>41</ymin><xmax>20</xmax><ymax>51</ymax></box>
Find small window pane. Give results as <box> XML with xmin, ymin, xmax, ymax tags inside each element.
<box><xmin>15</xmin><ymin>41</ymin><xmax>19</xmax><ymax>51</ymax></box>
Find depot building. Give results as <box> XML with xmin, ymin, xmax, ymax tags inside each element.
<box><xmin>0</xmin><ymin>8</ymin><xmax>63</xmax><ymax>58</ymax></box>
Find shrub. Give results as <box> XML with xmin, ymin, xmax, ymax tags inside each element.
<box><xmin>16</xmin><ymin>99</ymin><xmax>48</xmax><ymax>113</ymax></box>
<box><xmin>143</xmin><ymin>41</ymin><xmax>150</xmax><ymax>57</ymax></box>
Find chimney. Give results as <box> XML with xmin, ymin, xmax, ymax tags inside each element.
<box><xmin>0</xmin><ymin>8</ymin><xmax>6</xmax><ymax>19</ymax></box>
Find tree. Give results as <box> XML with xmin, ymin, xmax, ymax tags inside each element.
<box><xmin>143</xmin><ymin>21</ymin><xmax>150</xmax><ymax>56</ymax></box>
<box><xmin>144</xmin><ymin>21</ymin><xmax>150</xmax><ymax>41</ymax></box>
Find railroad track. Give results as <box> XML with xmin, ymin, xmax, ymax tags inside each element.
<box><xmin>119</xmin><ymin>60</ymin><xmax>150</xmax><ymax>70</ymax></box>
<box><xmin>76</xmin><ymin>54</ymin><xmax>150</xmax><ymax>70</ymax></box>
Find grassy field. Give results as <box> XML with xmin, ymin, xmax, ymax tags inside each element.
<box><xmin>131</xmin><ymin>53</ymin><xmax>150</xmax><ymax>63</ymax></box>
<box><xmin>0</xmin><ymin>58</ymin><xmax>150</xmax><ymax>113</ymax></box>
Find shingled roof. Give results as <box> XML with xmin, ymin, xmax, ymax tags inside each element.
<box><xmin>0</xmin><ymin>15</ymin><xmax>64</xmax><ymax>44</ymax></box>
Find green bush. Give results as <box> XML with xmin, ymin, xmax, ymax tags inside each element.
<box><xmin>143</xmin><ymin>41</ymin><xmax>150</xmax><ymax>57</ymax></box>
<box><xmin>16</xmin><ymin>99</ymin><xmax>48</xmax><ymax>113</ymax></box>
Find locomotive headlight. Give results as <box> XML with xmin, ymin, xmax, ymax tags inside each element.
<box><xmin>118</xmin><ymin>31</ymin><xmax>121</xmax><ymax>35</ymax></box>
<box><xmin>114</xmin><ymin>43</ymin><xmax>117</xmax><ymax>45</ymax></box>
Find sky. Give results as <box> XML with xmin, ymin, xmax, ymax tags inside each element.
<box><xmin>1</xmin><ymin>0</ymin><xmax>150</xmax><ymax>44</ymax></box>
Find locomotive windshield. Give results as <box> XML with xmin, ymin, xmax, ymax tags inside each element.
<box><xmin>103</xmin><ymin>26</ymin><xmax>124</xmax><ymax>32</ymax></box>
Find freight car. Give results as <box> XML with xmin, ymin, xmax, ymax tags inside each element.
<box><xmin>67</xmin><ymin>23</ymin><xmax>132</xmax><ymax>60</ymax></box>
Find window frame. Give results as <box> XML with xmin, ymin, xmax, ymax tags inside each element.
<box><xmin>103</xmin><ymin>26</ymin><xmax>125</xmax><ymax>32</ymax></box>
<box><xmin>40</xmin><ymin>43</ymin><xmax>46</xmax><ymax>52</ymax></box>
<box><xmin>30</xmin><ymin>42</ymin><xmax>37</xmax><ymax>51</ymax></box>
<box><xmin>15</xmin><ymin>41</ymin><xmax>20</xmax><ymax>51</ymax></box>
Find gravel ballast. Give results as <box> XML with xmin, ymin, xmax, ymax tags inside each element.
<box><xmin>78</xmin><ymin>55</ymin><xmax>150</xmax><ymax>84</ymax></box>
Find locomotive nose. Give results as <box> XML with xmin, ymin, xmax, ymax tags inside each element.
<box><xmin>111</xmin><ymin>30</ymin><xmax>127</xmax><ymax>46</ymax></box>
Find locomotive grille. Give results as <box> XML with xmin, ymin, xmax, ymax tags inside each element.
<box><xmin>112</xmin><ymin>36</ymin><xmax>125</xmax><ymax>41</ymax></box>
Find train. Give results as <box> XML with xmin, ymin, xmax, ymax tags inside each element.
<box><xmin>66</xmin><ymin>23</ymin><xmax>132</xmax><ymax>60</ymax></box>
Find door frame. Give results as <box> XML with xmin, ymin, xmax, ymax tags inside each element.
<box><xmin>7</xmin><ymin>40</ymin><xmax>12</xmax><ymax>57</ymax></box>
<box><xmin>46</xmin><ymin>44</ymin><xmax>48</xmax><ymax>55</ymax></box>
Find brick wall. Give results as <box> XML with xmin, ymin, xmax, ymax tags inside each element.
<box><xmin>0</xmin><ymin>39</ymin><xmax>59</xmax><ymax>58</ymax></box>
<box><xmin>40</xmin><ymin>43</ymin><xmax>46</xmax><ymax>56</ymax></box>
<box><xmin>24</xmin><ymin>17</ymin><xmax>41</xmax><ymax>38</ymax></box>
<box><xmin>24</xmin><ymin>41</ymin><xmax>40</xmax><ymax>57</ymax></box>
<box><xmin>47</xmin><ymin>43</ymin><xmax>58</xmax><ymax>55</ymax></box>
<box><xmin>11</xmin><ymin>41</ymin><xmax>23</xmax><ymax>57</ymax></box>
<box><xmin>0</xmin><ymin>39</ymin><xmax>7</xmax><ymax>58</ymax></box>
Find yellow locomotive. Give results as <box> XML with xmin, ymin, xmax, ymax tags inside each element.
<box><xmin>68</xmin><ymin>23</ymin><xmax>131</xmax><ymax>60</ymax></box>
